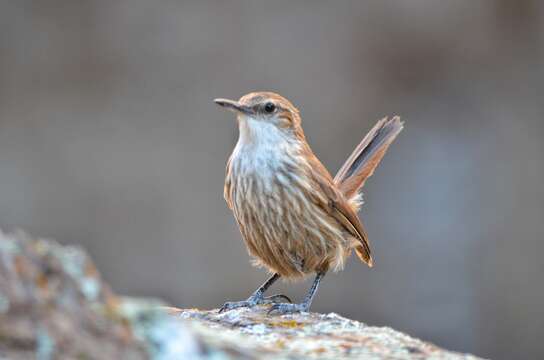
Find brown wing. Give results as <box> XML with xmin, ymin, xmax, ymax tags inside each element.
<box><xmin>330</xmin><ymin>198</ymin><xmax>373</xmax><ymax>266</ymax></box>
<box><xmin>305</xmin><ymin>151</ymin><xmax>374</xmax><ymax>267</ymax></box>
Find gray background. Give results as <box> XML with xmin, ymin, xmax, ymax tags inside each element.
<box><xmin>1</xmin><ymin>1</ymin><xmax>543</xmax><ymax>358</ymax></box>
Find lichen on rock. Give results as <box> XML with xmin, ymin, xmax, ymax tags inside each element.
<box><xmin>0</xmin><ymin>230</ymin><xmax>195</xmax><ymax>360</ymax></box>
<box><xmin>171</xmin><ymin>307</ymin><xmax>482</xmax><ymax>359</ymax></box>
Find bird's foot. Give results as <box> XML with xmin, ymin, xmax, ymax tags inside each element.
<box><xmin>219</xmin><ymin>293</ymin><xmax>291</xmax><ymax>313</ymax></box>
<box><xmin>267</xmin><ymin>302</ymin><xmax>309</xmax><ymax>315</ymax></box>
<box><xmin>261</xmin><ymin>294</ymin><xmax>292</xmax><ymax>304</ymax></box>
<box><xmin>218</xmin><ymin>300</ymin><xmax>255</xmax><ymax>313</ymax></box>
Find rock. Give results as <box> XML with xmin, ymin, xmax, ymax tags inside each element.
<box><xmin>0</xmin><ymin>230</ymin><xmax>198</xmax><ymax>360</ymax></box>
<box><xmin>0</xmin><ymin>230</ymin><xmax>483</xmax><ymax>359</ymax></box>
<box><xmin>170</xmin><ymin>307</ymin><xmax>482</xmax><ymax>359</ymax></box>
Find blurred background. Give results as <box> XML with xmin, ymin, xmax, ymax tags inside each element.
<box><xmin>1</xmin><ymin>1</ymin><xmax>543</xmax><ymax>358</ymax></box>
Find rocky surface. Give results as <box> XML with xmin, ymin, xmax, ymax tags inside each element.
<box><xmin>171</xmin><ymin>307</ymin><xmax>482</xmax><ymax>360</ymax></box>
<box><xmin>0</xmin><ymin>230</ymin><xmax>482</xmax><ymax>359</ymax></box>
<box><xmin>0</xmin><ymin>230</ymin><xmax>195</xmax><ymax>359</ymax></box>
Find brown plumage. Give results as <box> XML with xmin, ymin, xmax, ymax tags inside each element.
<box><xmin>215</xmin><ymin>92</ymin><xmax>403</xmax><ymax>314</ymax></box>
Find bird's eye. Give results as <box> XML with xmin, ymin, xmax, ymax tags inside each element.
<box><xmin>264</xmin><ymin>102</ymin><xmax>276</xmax><ymax>113</ymax></box>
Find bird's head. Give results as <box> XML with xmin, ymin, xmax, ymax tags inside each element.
<box><xmin>214</xmin><ymin>92</ymin><xmax>304</xmax><ymax>145</ymax></box>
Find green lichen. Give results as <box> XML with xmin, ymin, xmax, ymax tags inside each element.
<box><xmin>0</xmin><ymin>235</ymin><xmax>18</xmax><ymax>253</ymax></box>
<box><xmin>52</xmin><ymin>244</ymin><xmax>101</xmax><ymax>302</ymax></box>
<box><xmin>0</xmin><ymin>294</ymin><xmax>9</xmax><ymax>313</ymax></box>
<box><xmin>116</xmin><ymin>298</ymin><xmax>200</xmax><ymax>359</ymax></box>
<box><xmin>36</xmin><ymin>327</ymin><xmax>54</xmax><ymax>360</ymax></box>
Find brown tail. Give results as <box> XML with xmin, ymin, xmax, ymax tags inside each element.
<box><xmin>334</xmin><ymin>116</ymin><xmax>403</xmax><ymax>264</ymax></box>
<box><xmin>334</xmin><ymin>116</ymin><xmax>403</xmax><ymax>205</ymax></box>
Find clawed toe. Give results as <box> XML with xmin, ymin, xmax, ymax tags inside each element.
<box><xmin>263</xmin><ymin>294</ymin><xmax>292</xmax><ymax>304</ymax></box>
<box><xmin>219</xmin><ymin>293</ymin><xmax>293</xmax><ymax>313</ymax></box>
<box><xmin>267</xmin><ymin>303</ymin><xmax>308</xmax><ymax>315</ymax></box>
<box><xmin>218</xmin><ymin>300</ymin><xmax>255</xmax><ymax>313</ymax></box>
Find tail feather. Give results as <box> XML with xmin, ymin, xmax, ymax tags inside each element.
<box><xmin>334</xmin><ymin>116</ymin><xmax>403</xmax><ymax>210</ymax></box>
<box><xmin>355</xmin><ymin>245</ymin><xmax>373</xmax><ymax>266</ymax></box>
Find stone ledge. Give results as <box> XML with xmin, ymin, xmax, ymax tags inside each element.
<box><xmin>169</xmin><ymin>307</ymin><xmax>481</xmax><ymax>359</ymax></box>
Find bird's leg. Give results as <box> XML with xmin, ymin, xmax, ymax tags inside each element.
<box><xmin>219</xmin><ymin>273</ymin><xmax>291</xmax><ymax>313</ymax></box>
<box><xmin>268</xmin><ymin>272</ymin><xmax>325</xmax><ymax>315</ymax></box>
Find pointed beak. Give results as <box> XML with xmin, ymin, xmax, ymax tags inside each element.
<box><xmin>213</xmin><ymin>98</ymin><xmax>253</xmax><ymax>115</ymax></box>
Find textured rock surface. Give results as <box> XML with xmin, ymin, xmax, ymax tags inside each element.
<box><xmin>0</xmin><ymin>231</ymin><xmax>196</xmax><ymax>359</ymax></box>
<box><xmin>171</xmin><ymin>307</ymin><xmax>482</xmax><ymax>359</ymax></box>
<box><xmin>0</xmin><ymin>230</ymin><xmax>482</xmax><ymax>359</ymax></box>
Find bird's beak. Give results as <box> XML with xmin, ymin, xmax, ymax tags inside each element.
<box><xmin>214</xmin><ymin>98</ymin><xmax>253</xmax><ymax>115</ymax></box>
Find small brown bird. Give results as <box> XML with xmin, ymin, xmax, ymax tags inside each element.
<box><xmin>214</xmin><ymin>92</ymin><xmax>403</xmax><ymax>314</ymax></box>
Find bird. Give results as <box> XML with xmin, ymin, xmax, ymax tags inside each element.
<box><xmin>214</xmin><ymin>91</ymin><xmax>403</xmax><ymax>314</ymax></box>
